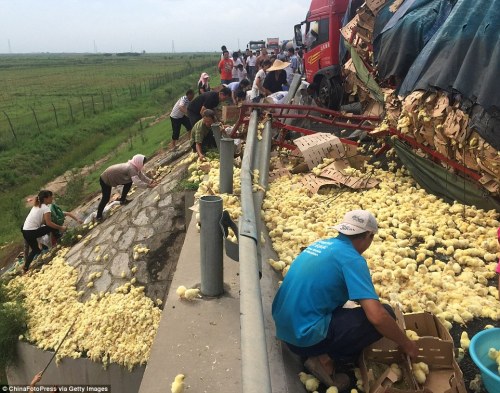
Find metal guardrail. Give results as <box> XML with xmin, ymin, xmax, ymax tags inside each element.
<box><xmin>237</xmin><ymin>74</ymin><xmax>304</xmax><ymax>393</ymax></box>
<box><xmin>238</xmin><ymin>110</ymin><xmax>273</xmax><ymax>393</ymax></box>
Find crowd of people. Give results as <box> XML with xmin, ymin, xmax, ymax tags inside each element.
<box><xmin>167</xmin><ymin>43</ymin><xmax>306</xmax><ymax>154</ymax></box>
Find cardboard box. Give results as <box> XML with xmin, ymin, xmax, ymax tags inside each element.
<box><xmin>403</xmin><ymin>312</ymin><xmax>453</xmax><ymax>341</ymax></box>
<box><xmin>221</xmin><ymin>105</ymin><xmax>242</xmax><ymax>123</ymax></box>
<box><xmin>360</xmin><ymin>312</ymin><xmax>466</xmax><ymax>393</ymax></box>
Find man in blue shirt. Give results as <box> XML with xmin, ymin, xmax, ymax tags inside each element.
<box><xmin>272</xmin><ymin>210</ymin><xmax>418</xmax><ymax>389</ymax></box>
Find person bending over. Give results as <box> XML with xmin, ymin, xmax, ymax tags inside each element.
<box><xmin>96</xmin><ymin>154</ymin><xmax>157</xmax><ymax>221</ymax></box>
<box><xmin>22</xmin><ymin>190</ymin><xmax>66</xmax><ymax>272</ymax></box>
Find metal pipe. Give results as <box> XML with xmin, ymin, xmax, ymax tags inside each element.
<box><xmin>199</xmin><ymin>195</ymin><xmax>224</xmax><ymax>296</ymax></box>
<box><xmin>211</xmin><ymin>123</ymin><xmax>222</xmax><ymax>151</ymax></box>
<box><xmin>239</xmin><ymin>110</ymin><xmax>272</xmax><ymax>393</ymax></box>
<box><xmin>219</xmin><ymin>138</ymin><xmax>235</xmax><ymax>194</ymax></box>
<box><xmin>258</xmin><ymin>120</ymin><xmax>273</xmax><ymax>190</ymax></box>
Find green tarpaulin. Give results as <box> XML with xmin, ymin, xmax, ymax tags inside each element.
<box><xmin>393</xmin><ymin>139</ymin><xmax>500</xmax><ymax>212</ymax></box>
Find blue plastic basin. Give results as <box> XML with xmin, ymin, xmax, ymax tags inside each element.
<box><xmin>470</xmin><ymin>328</ymin><xmax>500</xmax><ymax>393</ymax></box>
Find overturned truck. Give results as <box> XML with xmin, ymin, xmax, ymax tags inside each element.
<box><xmin>296</xmin><ymin>0</ymin><xmax>500</xmax><ymax>209</ymax></box>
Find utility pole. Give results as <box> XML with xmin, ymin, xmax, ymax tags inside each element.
<box><xmin>172</xmin><ymin>40</ymin><xmax>175</xmax><ymax>53</ymax></box>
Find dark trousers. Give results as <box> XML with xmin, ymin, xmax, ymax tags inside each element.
<box><xmin>21</xmin><ymin>226</ymin><xmax>55</xmax><ymax>270</ymax></box>
<box><xmin>287</xmin><ymin>304</ymin><xmax>396</xmax><ymax>363</ymax></box>
<box><xmin>170</xmin><ymin>116</ymin><xmax>192</xmax><ymax>140</ymax></box>
<box><xmin>96</xmin><ymin>177</ymin><xmax>132</xmax><ymax>218</ymax></box>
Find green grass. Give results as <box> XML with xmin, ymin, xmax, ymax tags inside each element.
<box><xmin>0</xmin><ymin>53</ymin><xmax>218</xmax><ymax>249</ymax></box>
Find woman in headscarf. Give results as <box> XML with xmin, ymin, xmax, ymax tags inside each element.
<box><xmin>22</xmin><ymin>190</ymin><xmax>66</xmax><ymax>272</ymax></box>
<box><xmin>197</xmin><ymin>72</ymin><xmax>210</xmax><ymax>95</ymax></box>
<box><xmin>96</xmin><ymin>154</ymin><xmax>157</xmax><ymax>221</ymax></box>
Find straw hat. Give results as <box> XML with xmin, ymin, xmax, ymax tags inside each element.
<box><xmin>267</xmin><ymin>59</ymin><xmax>290</xmax><ymax>72</ymax></box>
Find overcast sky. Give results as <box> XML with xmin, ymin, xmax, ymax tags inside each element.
<box><xmin>0</xmin><ymin>0</ymin><xmax>308</xmax><ymax>53</ymax></box>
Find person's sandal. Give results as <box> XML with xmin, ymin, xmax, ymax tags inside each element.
<box><xmin>304</xmin><ymin>357</ymin><xmax>335</xmax><ymax>387</ymax></box>
<box><xmin>331</xmin><ymin>372</ymin><xmax>350</xmax><ymax>391</ymax></box>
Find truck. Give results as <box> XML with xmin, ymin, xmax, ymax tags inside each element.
<box><xmin>266</xmin><ymin>37</ymin><xmax>280</xmax><ymax>53</ymax></box>
<box><xmin>247</xmin><ymin>40</ymin><xmax>266</xmax><ymax>51</ymax></box>
<box><xmin>294</xmin><ymin>0</ymin><xmax>350</xmax><ymax>109</ymax></box>
<box><xmin>294</xmin><ymin>0</ymin><xmax>500</xmax><ymax>205</ymax></box>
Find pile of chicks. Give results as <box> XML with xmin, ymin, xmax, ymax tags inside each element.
<box><xmin>189</xmin><ymin>147</ymin><xmax>499</xmax><ymax>326</ymax></box>
<box><xmin>8</xmin><ymin>248</ymin><xmax>161</xmax><ymax>371</ymax></box>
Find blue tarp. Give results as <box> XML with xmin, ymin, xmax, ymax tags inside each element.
<box><xmin>399</xmin><ymin>0</ymin><xmax>500</xmax><ymax>115</ymax></box>
<box><xmin>373</xmin><ymin>0</ymin><xmax>454</xmax><ymax>83</ymax></box>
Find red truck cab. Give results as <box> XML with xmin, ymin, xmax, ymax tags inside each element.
<box><xmin>295</xmin><ymin>0</ymin><xmax>349</xmax><ymax>108</ymax></box>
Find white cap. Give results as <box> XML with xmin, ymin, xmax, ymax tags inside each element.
<box><xmin>333</xmin><ymin>210</ymin><xmax>378</xmax><ymax>235</ymax></box>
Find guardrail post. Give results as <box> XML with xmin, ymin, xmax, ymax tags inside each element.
<box><xmin>219</xmin><ymin>138</ymin><xmax>235</xmax><ymax>194</ymax></box>
<box><xmin>200</xmin><ymin>195</ymin><xmax>224</xmax><ymax>296</ymax></box>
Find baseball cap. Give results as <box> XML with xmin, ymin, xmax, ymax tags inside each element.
<box><xmin>333</xmin><ymin>210</ymin><xmax>378</xmax><ymax>235</ymax></box>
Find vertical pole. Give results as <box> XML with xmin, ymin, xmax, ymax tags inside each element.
<box><xmin>80</xmin><ymin>97</ymin><xmax>86</xmax><ymax>117</ymax></box>
<box><xmin>51</xmin><ymin>104</ymin><xmax>59</xmax><ymax>128</ymax></box>
<box><xmin>67</xmin><ymin>101</ymin><xmax>74</xmax><ymax>123</ymax></box>
<box><xmin>219</xmin><ymin>138</ymin><xmax>235</xmax><ymax>194</ymax></box>
<box><xmin>199</xmin><ymin>195</ymin><xmax>224</xmax><ymax>297</ymax></box>
<box><xmin>3</xmin><ymin>111</ymin><xmax>17</xmax><ymax>141</ymax></box>
<box><xmin>30</xmin><ymin>106</ymin><xmax>41</xmax><ymax>134</ymax></box>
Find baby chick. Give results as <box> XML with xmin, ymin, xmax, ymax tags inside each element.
<box><xmin>171</xmin><ymin>373</ymin><xmax>185</xmax><ymax>393</ymax></box>
<box><xmin>176</xmin><ymin>285</ymin><xmax>187</xmax><ymax>298</ymax></box>
<box><xmin>183</xmin><ymin>288</ymin><xmax>201</xmax><ymax>301</ymax></box>
<box><xmin>460</xmin><ymin>331</ymin><xmax>470</xmax><ymax>351</ymax></box>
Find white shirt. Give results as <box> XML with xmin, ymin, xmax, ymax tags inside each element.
<box><xmin>247</xmin><ymin>55</ymin><xmax>257</xmax><ymax>67</ymax></box>
<box><xmin>250</xmin><ymin>69</ymin><xmax>267</xmax><ymax>99</ymax></box>
<box><xmin>232</xmin><ymin>58</ymin><xmax>243</xmax><ymax>79</ymax></box>
<box><xmin>23</xmin><ymin>204</ymin><xmax>50</xmax><ymax>230</ymax></box>
<box><xmin>170</xmin><ymin>95</ymin><xmax>189</xmax><ymax>119</ymax></box>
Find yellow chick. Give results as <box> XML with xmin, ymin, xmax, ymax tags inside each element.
<box><xmin>171</xmin><ymin>374</ymin><xmax>185</xmax><ymax>393</ymax></box>
<box><xmin>305</xmin><ymin>376</ymin><xmax>320</xmax><ymax>392</ymax></box>
<box><xmin>469</xmin><ymin>374</ymin><xmax>482</xmax><ymax>393</ymax></box>
<box><xmin>176</xmin><ymin>285</ymin><xmax>187</xmax><ymax>298</ymax></box>
<box><xmin>183</xmin><ymin>288</ymin><xmax>201</xmax><ymax>301</ymax></box>
<box><xmin>406</xmin><ymin>329</ymin><xmax>419</xmax><ymax>340</ymax></box>
<box><xmin>460</xmin><ymin>331</ymin><xmax>470</xmax><ymax>351</ymax></box>
<box><xmin>299</xmin><ymin>372</ymin><xmax>314</xmax><ymax>384</ymax></box>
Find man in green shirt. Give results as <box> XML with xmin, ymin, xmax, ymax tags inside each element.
<box><xmin>190</xmin><ymin>109</ymin><xmax>216</xmax><ymax>160</ymax></box>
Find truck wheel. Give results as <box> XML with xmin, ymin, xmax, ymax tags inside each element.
<box><xmin>318</xmin><ymin>77</ymin><xmax>343</xmax><ymax>110</ymax></box>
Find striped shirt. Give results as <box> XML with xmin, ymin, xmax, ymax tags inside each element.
<box><xmin>170</xmin><ymin>95</ymin><xmax>190</xmax><ymax>119</ymax></box>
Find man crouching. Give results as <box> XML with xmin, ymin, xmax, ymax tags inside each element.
<box><xmin>272</xmin><ymin>210</ymin><xmax>418</xmax><ymax>390</ymax></box>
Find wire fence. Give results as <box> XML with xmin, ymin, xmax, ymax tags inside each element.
<box><xmin>0</xmin><ymin>60</ymin><xmax>215</xmax><ymax>146</ymax></box>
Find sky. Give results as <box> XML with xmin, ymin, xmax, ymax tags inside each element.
<box><xmin>0</xmin><ymin>0</ymin><xmax>309</xmax><ymax>54</ymax></box>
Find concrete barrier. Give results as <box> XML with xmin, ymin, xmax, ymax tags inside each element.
<box><xmin>7</xmin><ymin>342</ymin><xmax>145</xmax><ymax>392</ymax></box>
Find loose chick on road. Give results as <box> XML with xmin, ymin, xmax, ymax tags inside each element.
<box><xmin>171</xmin><ymin>373</ymin><xmax>185</xmax><ymax>393</ymax></box>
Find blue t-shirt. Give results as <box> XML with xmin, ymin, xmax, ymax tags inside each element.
<box><xmin>272</xmin><ymin>234</ymin><xmax>379</xmax><ymax>347</ymax></box>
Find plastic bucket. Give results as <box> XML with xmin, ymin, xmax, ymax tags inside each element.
<box><xmin>470</xmin><ymin>328</ymin><xmax>500</xmax><ymax>393</ymax></box>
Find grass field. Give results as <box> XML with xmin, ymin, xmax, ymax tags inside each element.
<box><xmin>0</xmin><ymin>52</ymin><xmax>219</xmax><ymax>253</ymax></box>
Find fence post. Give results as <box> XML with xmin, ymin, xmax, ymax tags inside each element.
<box><xmin>68</xmin><ymin>100</ymin><xmax>74</xmax><ymax>123</ymax></box>
<box><xmin>30</xmin><ymin>106</ymin><xmax>41</xmax><ymax>134</ymax></box>
<box><xmin>2</xmin><ymin>111</ymin><xmax>17</xmax><ymax>141</ymax></box>
<box><xmin>51</xmin><ymin>103</ymin><xmax>59</xmax><ymax>128</ymax></box>
<box><xmin>80</xmin><ymin>97</ymin><xmax>86</xmax><ymax>117</ymax></box>
<box><xmin>91</xmin><ymin>95</ymin><xmax>96</xmax><ymax>114</ymax></box>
